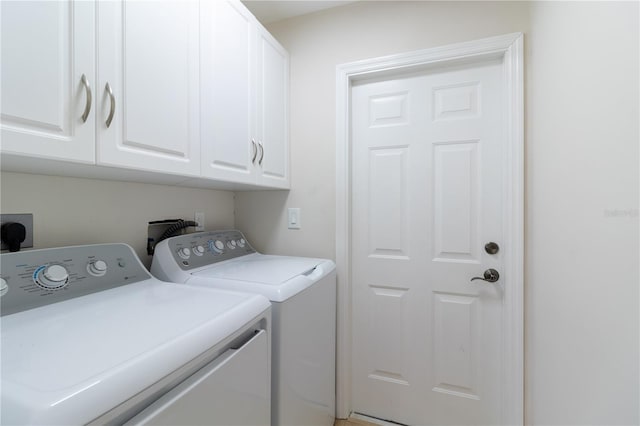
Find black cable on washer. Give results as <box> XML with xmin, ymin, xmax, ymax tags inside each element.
<box><xmin>148</xmin><ymin>220</ymin><xmax>199</xmax><ymax>255</ymax></box>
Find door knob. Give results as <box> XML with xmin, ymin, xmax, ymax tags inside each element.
<box><xmin>470</xmin><ymin>269</ymin><xmax>500</xmax><ymax>283</ymax></box>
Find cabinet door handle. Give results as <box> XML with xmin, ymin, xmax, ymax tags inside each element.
<box><xmin>258</xmin><ymin>141</ymin><xmax>264</xmax><ymax>165</ymax></box>
<box><xmin>80</xmin><ymin>74</ymin><xmax>92</xmax><ymax>123</ymax></box>
<box><xmin>105</xmin><ymin>82</ymin><xmax>115</xmax><ymax>128</ymax></box>
<box><xmin>251</xmin><ymin>139</ymin><xmax>258</xmax><ymax>164</ymax></box>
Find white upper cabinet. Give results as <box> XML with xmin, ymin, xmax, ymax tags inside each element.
<box><xmin>256</xmin><ymin>27</ymin><xmax>289</xmax><ymax>188</ymax></box>
<box><xmin>1</xmin><ymin>1</ymin><xmax>96</xmax><ymax>164</ymax></box>
<box><xmin>201</xmin><ymin>0</ymin><xmax>256</xmax><ymax>185</ymax></box>
<box><xmin>96</xmin><ymin>0</ymin><xmax>201</xmax><ymax>177</ymax></box>
<box><xmin>200</xmin><ymin>0</ymin><xmax>289</xmax><ymax>189</ymax></box>
<box><xmin>1</xmin><ymin>0</ymin><xmax>288</xmax><ymax>189</ymax></box>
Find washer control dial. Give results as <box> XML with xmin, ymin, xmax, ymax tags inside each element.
<box><xmin>193</xmin><ymin>245</ymin><xmax>205</xmax><ymax>256</ymax></box>
<box><xmin>177</xmin><ymin>247</ymin><xmax>191</xmax><ymax>260</ymax></box>
<box><xmin>237</xmin><ymin>238</ymin><xmax>246</xmax><ymax>248</ymax></box>
<box><xmin>226</xmin><ymin>240</ymin><xmax>237</xmax><ymax>250</ymax></box>
<box><xmin>209</xmin><ymin>240</ymin><xmax>225</xmax><ymax>255</ymax></box>
<box><xmin>0</xmin><ymin>278</ymin><xmax>8</xmax><ymax>296</ymax></box>
<box><xmin>35</xmin><ymin>264</ymin><xmax>69</xmax><ymax>290</ymax></box>
<box><xmin>87</xmin><ymin>260</ymin><xmax>108</xmax><ymax>277</ymax></box>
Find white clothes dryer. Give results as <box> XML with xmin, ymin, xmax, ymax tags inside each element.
<box><xmin>151</xmin><ymin>230</ymin><xmax>336</xmax><ymax>426</ymax></box>
<box><xmin>1</xmin><ymin>243</ymin><xmax>271</xmax><ymax>425</ymax></box>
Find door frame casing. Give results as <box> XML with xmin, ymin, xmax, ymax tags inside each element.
<box><xmin>335</xmin><ymin>33</ymin><xmax>524</xmax><ymax>424</ymax></box>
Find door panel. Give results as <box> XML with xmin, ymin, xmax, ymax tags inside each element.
<box><xmin>0</xmin><ymin>0</ymin><xmax>95</xmax><ymax>163</ymax></box>
<box><xmin>432</xmin><ymin>292</ymin><xmax>479</xmax><ymax>399</ymax></box>
<box><xmin>433</xmin><ymin>141</ymin><xmax>480</xmax><ymax>262</ymax></box>
<box><xmin>123</xmin><ymin>2</ymin><xmax>192</xmax><ymax>155</ymax></box>
<box><xmin>256</xmin><ymin>29</ymin><xmax>289</xmax><ymax>188</ymax></box>
<box><xmin>351</xmin><ymin>60</ymin><xmax>503</xmax><ymax>425</ymax></box>
<box><xmin>368</xmin><ymin>147</ymin><xmax>410</xmax><ymax>258</ymax></box>
<box><xmin>200</xmin><ymin>0</ymin><xmax>255</xmax><ymax>183</ymax></box>
<box><xmin>97</xmin><ymin>0</ymin><xmax>200</xmax><ymax>176</ymax></box>
<box><xmin>368</xmin><ymin>285</ymin><xmax>411</xmax><ymax>384</ymax></box>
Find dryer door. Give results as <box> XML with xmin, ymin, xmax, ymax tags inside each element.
<box><xmin>125</xmin><ymin>330</ymin><xmax>269</xmax><ymax>426</ymax></box>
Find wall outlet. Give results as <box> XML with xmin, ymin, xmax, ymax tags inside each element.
<box><xmin>195</xmin><ymin>212</ymin><xmax>205</xmax><ymax>231</ymax></box>
<box><xmin>287</xmin><ymin>208</ymin><xmax>301</xmax><ymax>229</ymax></box>
<box><xmin>0</xmin><ymin>213</ymin><xmax>34</xmax><ymax>251</ymax></box>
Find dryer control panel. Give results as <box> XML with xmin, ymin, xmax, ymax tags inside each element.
<box><xmin>0</xmin><ymin>244</ymin><xmax>151</xmax><ymax>316</ymax></box>
<box><xmin>163</xmin><ymin>230</ymin><xmax>256</xmax><ymax>271</ymax></box>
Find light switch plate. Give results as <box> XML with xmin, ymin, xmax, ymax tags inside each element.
<box><xmin>195</xmin><ymin>212</ymin><xmax>205</xmax><ymax>231</ymax></box>
<box><xmin>288</xmin><ymin>208</ymin><xmax>301</xmax><ymax>229</ymax></box>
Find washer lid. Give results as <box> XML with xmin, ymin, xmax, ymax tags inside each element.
<box><xmin>1</xmin><ymin>279</ymin><xmax>270</xmax><ymax>426</ymax></box>
<box><xmin>193</xmin><ymin>255</ymin><xmax>322</xmax><ymax>285</ymax></box>
<box><xmin>190</xmin><ymin>255</ymin><xmax>335</xmax><ymax>302</ymax></box>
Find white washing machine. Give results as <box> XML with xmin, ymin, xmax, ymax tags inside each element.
<box><xmin>1</xmin><ymin>243</ymin><xmax>271</xmax><ymax>425</ymax></box>
<box><xmin>151</xmin><ymin>230</ymin><xmax>336</xmax><ymax>426</ymax></box>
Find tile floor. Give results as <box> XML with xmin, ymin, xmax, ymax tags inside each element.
<box><xmin>335</xmin><ymin>417</ymin><xmax>378</xmax><ymax>426</ymax></box>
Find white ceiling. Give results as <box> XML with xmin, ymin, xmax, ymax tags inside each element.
<box><xmin>241</xmin><ymin>1</ymin><xmax>356</xmax><ymax>24</ymax></box>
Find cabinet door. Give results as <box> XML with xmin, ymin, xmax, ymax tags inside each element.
<box><xmin>200</xmin><ymin>0</ymin><xmax>256</xmax><ymax>184</ymax></box>
<box><xmin>256</xmin><ymin>27</ymin><xmax>289</xmax><ymax>188</ymax></box>
<box><xmin>97</xmin><ymin>0</ymin><xmax>200</xmax><ymax>177</ymax></box>
<box><xmin>1</xmin><ymin>1</ymin><xmax>95</xmax><ymax>164</ymax></box>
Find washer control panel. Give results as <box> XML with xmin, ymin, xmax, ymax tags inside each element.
<box><xmin>165</xmin><ymin>230</ymin><xmax>255</xmax><ymax>270</ymax></box>
<box><xmin>1</xmin><ymin>244</ymin><xmax>151</xmax><ymax>316</ymax></box>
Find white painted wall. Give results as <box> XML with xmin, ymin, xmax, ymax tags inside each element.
<box><xmin>236</xmin><ymin>1</ymin><xmax>639</xmax><ymax>424</ymax></box>
<box><xmin>526</xmin><ymin>3</ymin><xmax>638</xmax><ymax>424</ymax></box>
<box><xmin>0</xmin><ymin>172</ymin><xmax>235</xmax><ymax>268</ymax></box>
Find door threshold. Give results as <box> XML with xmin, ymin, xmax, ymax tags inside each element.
<box><xmin>350</xmin><ymin>412</ymin><xmax>408</xmax><ymax>426</ymax></box>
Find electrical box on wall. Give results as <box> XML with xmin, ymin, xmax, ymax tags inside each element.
<box><xmin>1</xmin><ymin>213</ymin><xmax>34</xmax><ymax>252</ymax></box>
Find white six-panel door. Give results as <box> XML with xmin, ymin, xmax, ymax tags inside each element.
<box><xmin>351</xmin><ymin>59</ymin><xmax>504</xmax><ymax>425</ymax></box>
<box><xmin>0</xmin><ymin>0</ymin><xmax>95</xmax><ymax>163</ymax></box>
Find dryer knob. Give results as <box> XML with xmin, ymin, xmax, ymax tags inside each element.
<box><xmin>87</xmin><ymin>260</ymin><xmax>108</xmax><ymax>277</ymax></box>
<box><xmin>36</xmin><ymin>264</ymin><xmax>69</xmax><ymax>289</ymax></box>
<box><xmin>177</xmin><ymin>247</ymin><xmax>191</xmax><ymax>260</ymax></box>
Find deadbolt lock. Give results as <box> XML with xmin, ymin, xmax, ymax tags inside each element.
<box><xmin>484</xmin><ymin>242</ymin><xmax>500</xmax><ymax>255</ymax></box>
